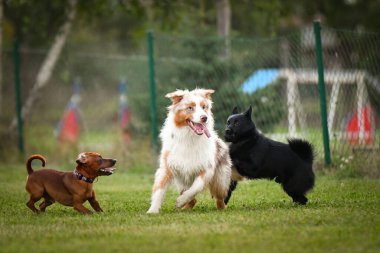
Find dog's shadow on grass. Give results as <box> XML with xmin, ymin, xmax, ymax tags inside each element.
<box><xmin>154</xmin><ymin>201</ymin><xmax>303</xmax><ymax>215</ymax></box>
<box><xmin>162</xmin><ymin>198</ymin><xmax>339</xmax><ymax>214</ymax></box>
<box><xmin>20</xmin><ymin>198</ymin><xmax>338</xmax><ymax>217</ymax></box>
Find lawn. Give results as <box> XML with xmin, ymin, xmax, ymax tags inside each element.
<box><xmin>0</xmin><ymin>163</ymin><xmax>379</xmax><ymax>253</ymax></box>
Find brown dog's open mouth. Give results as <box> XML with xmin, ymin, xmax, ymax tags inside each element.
<box><xmin>99</xmin><ymin>168</ymin><xmax>116</xmax><ymax>176</ymax></box>
<box><xmin>186</xmin><ymin>120</ymin><xmax>211</xmax><ymax>138</ymax></box>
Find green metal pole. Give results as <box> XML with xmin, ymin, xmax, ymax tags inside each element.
<box><xmin>13</xmin><ymin>40</ymin><xmax>24</xmax><ymax>154</ymax></box>
<box><xmin>147</xmin><ymin>31</ymin><xmax>158</xmax><ymax>148</ymax></box>
<box><xmin>313</xmin><ymin>21</ymin><xmax>331</xmax><ymax>166</ymax></box>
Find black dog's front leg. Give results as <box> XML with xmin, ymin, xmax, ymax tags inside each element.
<box><xmin>224</xmin><ymin>159</ymin><xmax>259</xmax><ymax>204</ymax></box>
<box><xmin>224</xmin><ymin>180</ymin><xmax>238</xmax><ymax>205</ymax></box>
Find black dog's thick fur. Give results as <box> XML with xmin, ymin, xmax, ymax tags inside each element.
<box><xmin>224</xmin><ymin>106</ymin><xmax>315</xmax><ymax>205</ymax></box>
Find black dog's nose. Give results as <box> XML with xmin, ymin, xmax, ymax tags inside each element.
<box><xmin>201</xmin><ymin>115</ymin><xmax>208</xmax><ymax>123</ymax></box>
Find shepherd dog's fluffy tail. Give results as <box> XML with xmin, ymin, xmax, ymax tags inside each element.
<box><xmin>26</xmin><ymin>154</ymin><xmax>46</xmax><ymax>175</ymax></box>
<box><xmin>287</xmin><ymin>139</ymin><xmax>314</xmax><ymax>164</ymax></box>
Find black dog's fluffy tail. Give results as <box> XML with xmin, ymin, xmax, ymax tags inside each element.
<box><xmin>287</xmin><ymin>139</ymin><xmax>314</xmax><ymax>164</ymax></box>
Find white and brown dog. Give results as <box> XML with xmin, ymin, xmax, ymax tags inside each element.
<box><xmin>147</xmin><ymin>88</ymin><xmax>232</xmax><ymax>214</ymax></box>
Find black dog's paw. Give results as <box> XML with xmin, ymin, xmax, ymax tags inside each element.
<box><xmin>292</xmin><ymin>195</ymin><xmax>308</xmax><ymax>205</ymax></box>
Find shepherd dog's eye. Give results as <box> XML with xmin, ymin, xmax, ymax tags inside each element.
<box><xmin>202</xmin><ymin>105</ymin><xmax>207</xmax><ymax>110</ymax></box>
<box><xmin>187</xmin><ymin>106</ymin><xmax>193</xmax><ymax>112</ymax></box>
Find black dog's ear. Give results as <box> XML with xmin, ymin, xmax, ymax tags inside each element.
<box><xmin>232</xmin><ymin>106</ymin><xmax>238</xmax><ymax>115</ymax></box>
<box><xmin>244</xmin><ymin>106</ymin><xmax>252</xmax><ymax>118</ymax></box>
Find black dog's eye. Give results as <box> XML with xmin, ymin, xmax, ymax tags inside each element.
<box><xmin>227</xmin><ymin>120</ymin><xmax>230</xmax><ymax>124</ymax></box>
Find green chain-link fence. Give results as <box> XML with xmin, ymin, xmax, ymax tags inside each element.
<box><xmin>320</xmin><ymin>26</ymin><xmax>380</xmax><ymax>175</ymax></box>
<box><xmin>1</xmin><ymin>39</ymin><xmax>153</xmax><ymax>168</ymax></box>
<box><xmin>2</xmin><ymin>23</ymin><xmax>380</xmax><ymax>174</ymax></box>
<box><xmin>150</xmin><ymin>24</ymin><xmax>380</xmax><ymax>172</ymax></box>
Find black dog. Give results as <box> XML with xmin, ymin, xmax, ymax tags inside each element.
<box><xmin>224</xmin><ymin>106</ymin><xmax>315</xmax><ymax>205</ymax></box>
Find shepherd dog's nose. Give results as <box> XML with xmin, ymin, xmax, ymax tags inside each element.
<box><xmin>201</xmin><ymin>115</ymin><xmax>208</xmax><ymax>123</ymax></box>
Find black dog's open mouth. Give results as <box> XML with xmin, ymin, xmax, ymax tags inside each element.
<box><xmin>99</xmin><ymin>168</ymin><xmax>116</xmax><ymax>176</ymax></box>
<box><xmin>186</xmin><ymin>120</ymin><xmax>211</xmax><ymax>138</ymax></box>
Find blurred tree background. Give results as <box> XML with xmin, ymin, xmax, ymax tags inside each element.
<box><xmin>2</xmin><ymin>0</ymin><xmax>380</xmax><ymax>48</ymax></box>
<box><xmin>1</xmin><ymin>0</ymin><xmax>380</xmax><ymax>166</ymax></box>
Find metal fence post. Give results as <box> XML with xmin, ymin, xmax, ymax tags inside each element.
<box><xmin>313</xmin><ymin>21</ymin><xmax>331</xmax><ymax>166</ymax></box>
<box><xmin>147</xmin><ymin>31</ymin><xmax>158</xmax><ymax>149</ymax></box>
<box><xmin>13</xmin><ymin>40</ymin><xmax>25</xmax><ymax>154</ymax></box>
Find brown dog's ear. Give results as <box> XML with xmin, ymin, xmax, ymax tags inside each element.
<box><xmin>76</xmin><ymin>153</ymin><xmax>87</xmax><ymax>164</ymax></box>
<box><xmin>165</xmin><ymin>90</ymin><xmax>186</xmax><ymax>105</ymax></box>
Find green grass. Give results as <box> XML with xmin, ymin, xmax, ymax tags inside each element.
<box><xmin>0</xmin><ymin>163</ymin><xmax>379</xmax><ymax>253</ymax></box>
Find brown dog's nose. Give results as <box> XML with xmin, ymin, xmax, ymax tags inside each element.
<box><xmin>201</xmin><ymin>115</ymin><xmax>208</xmax><ymax>123</ymax></box>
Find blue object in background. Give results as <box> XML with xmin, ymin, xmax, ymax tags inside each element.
<box><xmin>241</xmin><ymin>69</ymin><xmax>280</xmax><ymax>94</ymax></box>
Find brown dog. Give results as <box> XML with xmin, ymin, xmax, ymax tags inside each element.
<box><xmin>25</xmin><ymin>152</ymin><xmax>116</xmax><ymax>214</ymax></box>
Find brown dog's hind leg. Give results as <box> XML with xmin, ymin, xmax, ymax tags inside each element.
<box><xmin>27</xmin><ymin>196</ymin><xmax>41</xmax><ymax>213</ymax></box>
<box><xmin>39</xmin><ymin>198</ymin><xmax>54</xmax><ymax>212</ymax></box>
<box><xmin>26</xmin><ymin>184</ymin><xmax>44</xmax><ymax>213</ymax></box>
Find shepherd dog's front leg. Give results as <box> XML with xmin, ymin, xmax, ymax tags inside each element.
<box><xmin>147</xmin><ymin>166</ymin><xmax>173</xmax><ymax>214</ymax></box>
<box><xmin>176</xmin><ymin>170</ymin><xmax>213</xmax><ymax>208</ymax></box>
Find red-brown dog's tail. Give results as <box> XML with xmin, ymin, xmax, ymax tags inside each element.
<box><xmin>26</xmin><ymin>154</ymin><xmax>46</xmax><ymax>175</ymax></box>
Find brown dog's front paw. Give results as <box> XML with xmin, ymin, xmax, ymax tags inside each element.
<box><xmin>81</xmin><ymin>210</ymin><xmax>93</xmax><ymax>215</ymax></box>
<box><xmin>74</xmin><ymin>206</ymin><xmax>92</xmax><ymax>215</ymax></box>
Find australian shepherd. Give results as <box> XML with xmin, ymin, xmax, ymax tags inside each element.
<box><xmin>147</xmin><ymin>88</ymin><xmax>232</xmax><ymax>214</ymax></box>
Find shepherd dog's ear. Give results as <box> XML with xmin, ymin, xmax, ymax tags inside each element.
<box><xmin>232</xmin><ymin>106</ymin><xmax>238</xmax><ymax>115</ymax></box>
<box><xmin>165</xmin><ymin>90</ymin><xmax>187</xmax><ymax>105</ymax></box>
<box><xmin>76</xmin><ymin>153</ymin><xmax>87</xmax><ymax>164</ymax></box>
<box><xmin>244</xmin><ymin>105</ymin><xmax>252</xmax><ymax>118</ymax></box>
<box><xmin>201</xmin><ymin>89</ymin><xmax>215</xmax><ymax>99</ymax></box>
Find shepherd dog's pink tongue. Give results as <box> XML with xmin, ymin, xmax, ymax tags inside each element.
<box><xmin>203</xmin><ymin>125</ymin><xmax>211</xmax><ymax>138</ymax></box>
<box><xmin>191</xmin><ymin>122</ymin><xmax>211</xmax><ymax>138</ymax></box>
